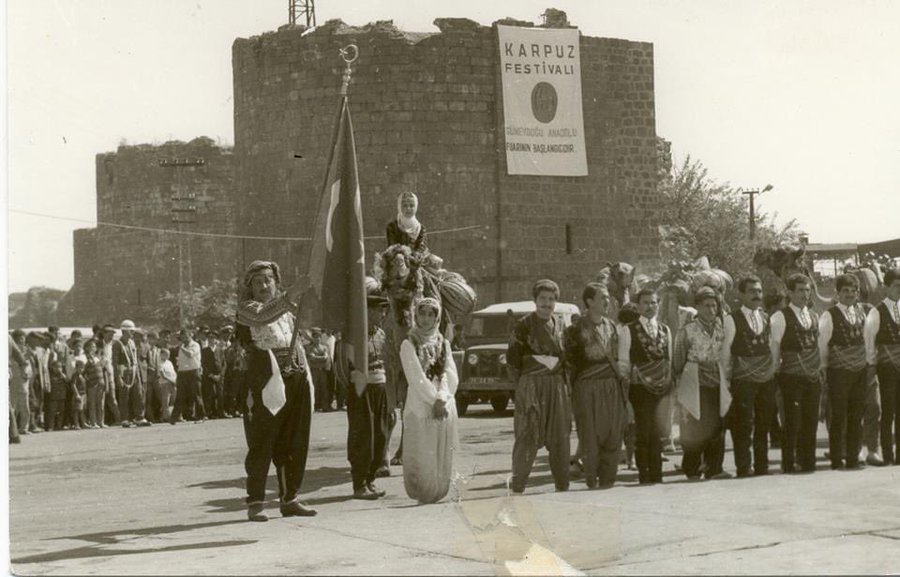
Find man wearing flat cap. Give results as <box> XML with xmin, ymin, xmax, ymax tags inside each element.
<box><xmin>113</xmin><ymin>320</ymin><xmax>151</xmax><ymax>427</ymax></box>
<box><xmin>236</xmin><ymin>260</ymin><xmax>316</xmax><ymax>521</ymax></box>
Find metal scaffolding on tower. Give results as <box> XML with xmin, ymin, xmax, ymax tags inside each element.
<box><xmin>289</xmin><ymin>0</ymin><xmax>316</xmax><ymax>27</ymax></box>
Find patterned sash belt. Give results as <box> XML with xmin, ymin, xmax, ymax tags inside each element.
<box><xmin>781</xmin><ymin>348</ymin><xmax>821</xmax><ymax>378</ymax></box>
<box><xmin>632</xmin><ymin>359</ymin><xmax>672</xmax><ymax>395</ymax></box>
<box><xmin>574</xmin><ymin>362</ymin><xmax>617</xmax><ymax>383</ymax></box>
<box><xmin>829</xmin><ymin>345</ymin><xmax>866</xmax><ymax>373</ymax></box>
<box><xmin>521</xmin><ymin>355</ymin><xmax>562</xmax><ymax>377</ymax></box>
<box><xmin>257</xmin><ymin>346</ymin><xmax>302</xmax><ymax>376</ymax></box>
<box><xmin>877</xmin><ymin>344</ymin><xmax>900</xmax><ymax>370</ymax></box>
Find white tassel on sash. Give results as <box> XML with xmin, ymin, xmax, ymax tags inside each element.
<box><xmin>261</xmin><ymin>350</ymin><xmax>287</xmax><ymax>415</ymax></box>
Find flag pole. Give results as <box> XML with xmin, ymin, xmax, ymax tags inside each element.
<box><xmin>289</xmin><ymin>44</ymin><xmax>360</xmax><ymax>357</ymax></box>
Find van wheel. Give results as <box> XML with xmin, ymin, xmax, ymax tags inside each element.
<box><xmin>455</xmin><ymin>395</ymin><xmax>469</xmax><ymax>416</ymax></box>
<box><xmin>490</xmin><ymin>395</ymin><xmax>510</xmax><ymax>414</ymax></box>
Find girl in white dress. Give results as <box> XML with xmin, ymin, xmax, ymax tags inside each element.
<box><xmin>399</xmin><ymin>297</ymin><xmax>460</xmax><ymax>504</ymax></box>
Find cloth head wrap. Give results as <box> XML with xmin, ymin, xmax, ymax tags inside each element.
<box><xmin>396</xmin><ymin>192</ymin><xmax>422</xmax><ymax>238</ymax></box>
<box><xmin>408</xmin><ymin>297</ymin><xmax>442</xmax><ymax>349</ymax></box>
<box><xmin>243</xmin><ymin>260</ymin><xmax>281</xmax><ymax>287</ymax></box>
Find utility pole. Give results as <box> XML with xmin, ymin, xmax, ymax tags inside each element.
<box><xmin>160</xmin><ymin>157</ymin><xmax>204</xmax><ymax>326</ymax></box>
<box><xmin>741</xmin><ymin>184</ymin><xmax>773</xmax><ymax>240</ymax></box>
<box><xmin>289</xmin><ymin>0</ymin><xmax>316</xmax><ymax>27</ymax></box>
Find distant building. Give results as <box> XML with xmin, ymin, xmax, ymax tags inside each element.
<box><xmin>60</xmin><ymin>13</ymin><xmax>667</xmax><ymax>325</ymax></box>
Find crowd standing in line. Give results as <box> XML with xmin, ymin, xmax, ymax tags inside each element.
<box><xmin>9</xmin><ymin>191</ymin><xmax>899</xmax><ymax>521</ymax></box>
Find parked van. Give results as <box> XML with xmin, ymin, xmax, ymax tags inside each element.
<box><xmin>455</xmin><ymin>300</ymin><xmax>580</xmax><ymax>416</ymax></box>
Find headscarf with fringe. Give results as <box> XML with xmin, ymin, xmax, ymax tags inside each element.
<box><xmin>396</xmin><ymin>191</ymin><xmax>421</xmax><ymax>238</ymax></box>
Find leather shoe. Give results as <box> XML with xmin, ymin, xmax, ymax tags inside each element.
<box><xmin>280</xmin><ymin>499</ymin><xmax>317</xmax><ymax>517</ymax></box>
<box><xmin>866</xmin><ymin>452</ymin><xmax>885</xmax><ymax>467</ymax></box>
<box><xmin>247</xmin><ymin>503</ymin><xmax>268</xmax><ymax>522</ymax></box>
<box><xmin>374</xmin><ymin>466</ymin><xmax>391</xmax><ymax>478</ymax></box>
<box><xmin>353</xmin><ymin>486</ymin><xmax>379</xmax><ymax>500</ymax></box>
<box><xmin>367</xmin><ymin>482</ymin><xmax>386</xmax><ymax>498</ymax></box>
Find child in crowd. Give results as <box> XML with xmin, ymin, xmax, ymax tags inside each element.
<box><xmin>83</xmin><ymin>340</ymin><xmax>106</xmax><ymax>429</ymax></box>
<box><xmin>69</xmin><ymin>360</ymin><xmax>88</xmax><ymax>429</ymax></box>
<box><xmin>158</xmin><ymin>349</ymin><xmax>177</xmax><ymax>422</ymax></box>
<box><xmin>47</xmin><ymin>361</ymin><xmax>69</xmax><ymax>431</ymax></box>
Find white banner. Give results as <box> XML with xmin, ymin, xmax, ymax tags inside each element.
<box><xmin>497</xmin><ymin>25</ymin><xmax>588</xmax><ymax>176</ymax></box>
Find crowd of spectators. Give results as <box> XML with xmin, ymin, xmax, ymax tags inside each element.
<box><xmin>7</xmin><ymin>321</ymin><xmax>345</xmax><ymax>444</ymax></box>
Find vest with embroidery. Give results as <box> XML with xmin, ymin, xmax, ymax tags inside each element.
<box><xmin>731</xmin><ymin>310</ymin><xmax>773</xmax><ymax>382</ymax></box>
<box><xmin>780</xmin><ymin>307</ymin><xmax>821</xmax><ymax>377</ymax></box>
<box><xmin>628</xmin><ymin>320</ymin><xmax>669</xmax><ymax>364</ymax></box>
<box><xmin>731</xmin><ymin>310</ymin><xmax>770</xmax><ymax>357</ymax></box>
<box><xmin>875</xmin><ymin>301</ymin><xmax>900</xmax><ymax>369</ymax></box>
<box><xmin>827</xmin><ymin>304</ymin><xmax>869</xmax><ymax>372</ymax></box>
<box><xmin>628</xmin><ymin>320</ymin><xmax>672</xmax><ymax>395</ymax></box>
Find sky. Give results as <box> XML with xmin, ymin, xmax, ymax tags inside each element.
<box><xmin>4</xmin><ymin>0</ymin><xmax>900</xmax><ymax>293</ymax></box>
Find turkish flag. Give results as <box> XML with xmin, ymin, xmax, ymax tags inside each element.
<box><xmin>307</xmin><ymin>97</ymin><xmax>368</xmax><ymax>384</ymax></box>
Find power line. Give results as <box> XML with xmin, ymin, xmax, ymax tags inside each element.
<box><xmin>9</xmin><ymin>208</ymin><xmax>488</xmax><ymax>241</ymax></box>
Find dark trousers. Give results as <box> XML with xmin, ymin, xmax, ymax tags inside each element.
<box><xmin>877</xmin><ymin>363</ymin><xmax>900</xmax><ymax>464</ymax></box>
<box><xmin>827</xmin><ymin>367</ymin><xmax>867</xmax><ymax>468</ymax></box>
<box><xmin>728</xmin><ymin>378</ymin><xmax>776</xmax><ymax>475</ymax></box>
<box><xmin>779</xmin><ymin>373</ymin><xmax>821</xmax><ymax>472</ymax></box>
<box><xmin>347</xmin><ymin>383</ymin><xmax>390</xmax><ymax>490</ymax></box>
<box><xmin>116</xmin><ymin>382</ymin><xmax>146</xmax><ymax>423</ymax></box>
<box><xmin>681</xmin><ymin>386</ymin><xmax>725</xmax><ymax>478</ymax></box>
<box><xmin>245</xmin><ymin>371</ymin><xmax>312</xmax><ymax>504</ymax></box>
<box><xmin>44</xmin><ymin>397</ymin><xmax>65</xmax><ymax>431</ymax></box>
<box><xmin>202</xmin><ymin>377</ymin><xmax>223</xmax><ymax>418</ymax></box>
<box><xmin>144</xmin><ymin>369</ymin><xmax>161</xmax><ymax>421</ymax></box>
<box><xmin>629</xmin><ymin>385</ymin><xmax>666</xmax><ymax>483</ymax></box>
<box><xmin>312</xmin><ymin>368</ymin><xmax>331</xmax><ymax>411</ymax></box>
<box><xmin>170</xmin><ymin>370</ymin><xmax>206</xmax><ymax>422</ymax></box>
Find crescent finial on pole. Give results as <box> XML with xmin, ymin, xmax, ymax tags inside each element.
<box><xmin>339</xmin><ymin>44</ymin><xmax>358</xmax><ymax>96</ymax></box>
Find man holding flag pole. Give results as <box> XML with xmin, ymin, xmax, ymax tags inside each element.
<box><xmin>306</xmin><ymin>45</ymin><xmax>380</xmax><ymax>500</ymax></box>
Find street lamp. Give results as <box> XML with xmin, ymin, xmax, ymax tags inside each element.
<box><xmin>741</xmin><ymin>184</ymin><xmax>773</xmax><ymax>240</ymax></box>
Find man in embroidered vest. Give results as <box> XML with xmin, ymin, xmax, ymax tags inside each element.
<box><xmin>673</xmin><ymin>287</ymin><xmax>731</xmax><ymax>481</ymax></box>
<box><xmin>722</xmin><ymin>275</ymin><xmax>776</xmax><ymax>477</ymax></box>
<box><xmin>618</xmin><ymin>288</ymin><xmax>673</xmax><ymax>485</ymax></box>
<box><xmin>770</xmin><ymin>273</ymin><xmax>821</xmax><ymax>473</ymax></box>
<box><xmin>818</xmin><ymin>273</ymin><xmax>872</xmax><ymax>470</ymax></box>
<box><xmin>508</xmin><ymin>279</ymin><xmax>571</xmax><ymax>493</ymax></box>
<box><xmin>564</xmin><ymin>282</ymin><xmax>626</xmax><ymax>489</ymax></box>
<box><xmin>346</xmin><ymin>296</ymin><xmax>391</xmax><ymax>500</ymax></box>
<box><xmin>865</xmin><ymin>268</ymin><xmax>900</xmax><ymax>465</ymax></box>
<box><xmin>236</xmin><ymin>260</ymin><xmax>316</xmax><ymax>521</ymax></box>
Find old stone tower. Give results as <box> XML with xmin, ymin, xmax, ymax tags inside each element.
<box><xmin>62</xmin><ymin>13</ymin><xmax>663</xmax><ymax>325</ymax></box>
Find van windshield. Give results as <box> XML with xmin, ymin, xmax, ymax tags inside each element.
<box><xmin>468</xmin><ymin>314</ymin><xmax>524</xmax><ymax>339</ymax></box>
<box><xmin>467</xmin><ymin>312</ymin><xmax>572</xmax><ymax>340</ymax></box>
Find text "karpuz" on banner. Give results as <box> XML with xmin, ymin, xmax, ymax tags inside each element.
<box><xmin>503</xmin><ymin>43</ymin><xmax>577</xmax><ymax>59</ymax></box>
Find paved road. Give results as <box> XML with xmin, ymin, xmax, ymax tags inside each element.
<box><xmin>8</xmin><ymin>405</ymin><xmax>900</xmax><ymax>575</ymax></box>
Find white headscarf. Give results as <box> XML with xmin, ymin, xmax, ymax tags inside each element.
<box><xmin>396</xmin><ymin>191</ymin><xmax>422</xmax><ymax>238</ymax></box>
<box><xmin>408</xmin><ymin>297</ymin><xmax>444</xmax><ymax>374</ymax></box>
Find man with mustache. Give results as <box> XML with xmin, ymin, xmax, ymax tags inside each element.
<box><xmin>507</xmin><ymin>279</ymin><xmax>571</xmax><ymax>493</ymax></box>
<box><xmin>721</xmin><ymin>275</ymin><xmax>776</xmax><ymax>477</ymax></box>
<box><xmin>236</xmin><ymin>260</ymin><xmax>316</xmax><ymax>521</ymax></box>
<box><xmin>819</xmin><ymin>273</ymin><xmax>872</xmax><ymax>470</ymax></box>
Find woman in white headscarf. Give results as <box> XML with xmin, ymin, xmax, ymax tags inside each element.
<box><xmin>399</xmin><ymin>297</ymin><xmax>460</xmax><ymax>504</ymax></box>
<box><xmin>386</xmin><ymin>191</ymin><xmax>427</xmax><ymax>253</ymax></box>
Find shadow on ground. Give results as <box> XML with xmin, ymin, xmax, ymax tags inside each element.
<box><xmin>13</xmin><ymin>520</ymin><xmax>252</xmax><ymax>565</ymax></box>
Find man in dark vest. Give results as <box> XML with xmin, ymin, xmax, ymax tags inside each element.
<box><xmin>722</xmin><ymin>275</ymin><xmax>776</xmax><ymax>477</ymax></box>
<box><xmin>618</xmin><ymin>287</ymin><xmax>673</xmax><ymax>485</ymax></box>
<box><xmin>865</xmin><ymin>268</ymin><xmax>900</xmax><ymax>466</ymax></box>
<box><xmin>770</xmin><ymin>273</ymin><xmax>820</xmax><ymax>473</ymax></box>
<box><xmin>818</xmin><ymin>273</ymin><xmax>872</xmax><ymax>470</ymax></box>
